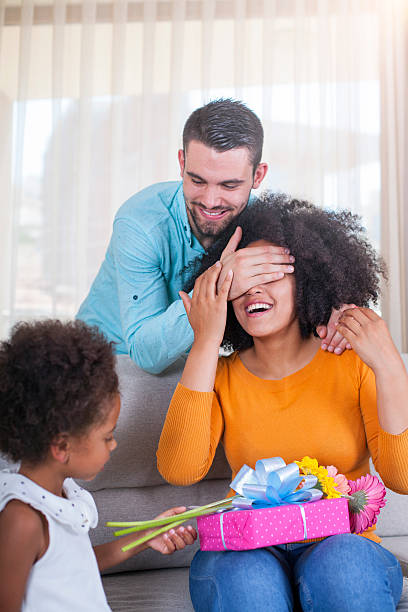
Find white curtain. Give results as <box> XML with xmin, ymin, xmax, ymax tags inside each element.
<box><xmin>379</xmin><ymin>0</ymin><xmax>408</xmax><ymax>352</ymax></box>
<box><xmin>0</xmin><ymin>0</ymin><xmax>406</xmax><ymax>350</ymax></box>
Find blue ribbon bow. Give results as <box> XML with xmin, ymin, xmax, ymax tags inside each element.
<box><xmin>230</xmin><ymin>457</ymin><xmax>323</xmax><ymax>509</ymax></box>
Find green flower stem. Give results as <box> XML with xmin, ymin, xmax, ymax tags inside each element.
<box><xmin>117</xmin><ymin>498</ymin><xmax>236</xmax><ymax>552</ymax></box>
<box><xmin>107</xmin><ymin>497</ymin><xmax>234</xmax><ymax>536</ymax></box>
<box><xmin>115</xmin><ymin>503</ymin><xmax>234</xmax><ymax>538</ymax></box>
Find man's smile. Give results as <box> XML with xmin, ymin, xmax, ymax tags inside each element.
<box><xmin>197</xmin><ymin>206</ymin><xmax>230</xmax><ymax>220</ymax></box>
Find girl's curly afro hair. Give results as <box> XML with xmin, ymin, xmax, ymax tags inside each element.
<box><xmin>185</xmin><ymin>192</ymin><xmax>387</xmax><ymax>352</ymax></box>
<box><xmin>0</xmin><ymin>319</ymin><xmax>118</xmax><ymax>465</ymax></box>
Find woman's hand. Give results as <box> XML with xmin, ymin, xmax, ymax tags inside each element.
<box><xmin>179</xmin><ymin>261</ymin><xmax>233</xmax><ymax>347</ymax></box>
<box><xmin>146</xmin><ymin>507</ymin><xmax>197</xmax><ymax>555</ymax></box>
<box><xmin>337</xmin><ymin>307</ymin><xmax>408</xmax><ymax>435</ymax></box>
<box><xmin>179</xmin><ymin>262</ymin><xmax>233</xmax><ymax>391</ymax></box>
<box><xmin>335</xmin><ymin>307</ymin><xmax>400</xmax><ymax>372</ymax></box>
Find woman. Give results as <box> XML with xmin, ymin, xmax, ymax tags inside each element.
<box><xmin>157</xmin><ymin>194</ymin><xmax>408</xmax><ymax>611</ymax></box>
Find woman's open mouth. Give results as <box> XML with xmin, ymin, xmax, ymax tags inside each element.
<box><xmin>245</xmin><ymin>302</ymin><xmax>273</xmax><ymax>317</ymax></box>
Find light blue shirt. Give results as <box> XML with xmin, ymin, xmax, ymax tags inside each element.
<box><xmin>77</xmin><ymin>181</ymin><xmax>204</xmax><ymax>374</ymax></box>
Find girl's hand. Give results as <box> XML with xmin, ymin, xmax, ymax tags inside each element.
<box><xmin>335</xmin><ymin>307</ymin><xmax>400</xmax><ymax>372</ymax></box>
<box><xmin>146</xmin><ymin>506</ymin><xmax>197</xmax><ymax>555</ymax></box>
<box><xmin>179</xmin><ymin>261</ymin><xmax>233</xmax><ymax>347</ymax></box>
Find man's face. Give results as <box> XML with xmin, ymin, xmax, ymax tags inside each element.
<box><xmin>179</xmin><ymin>140</ymin><xmax>267</xmax><ymax>249</ymax></box>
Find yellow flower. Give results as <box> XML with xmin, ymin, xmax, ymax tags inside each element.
<box><xmin>295</xmin><ymin>456</ymin><xmax>327</xmax><ymax>479</ymax></box>
<box><xmin>295</xmin><ymin>456</ymin><xmax>341</xmax><ymax>498</ymax></box>
<box><xmin>320</xmin><ymin>475</ymin><xmax>342</xmax><ymax>498</ymax></box>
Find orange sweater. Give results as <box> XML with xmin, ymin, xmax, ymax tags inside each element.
<box><xmin>157</xmin><ymin>349</ymin><xmax>408</xmax><ymax>540</ymax></box>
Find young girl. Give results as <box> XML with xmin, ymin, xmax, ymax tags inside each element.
<box><xmin>157</xmin><ymin>194</ymin><xmax>408</xmax><ymax>611</ymax></box>
<box><xmin>0</xmin><ymin>320</ymin><xmax>196</xmax><ymax>611</ymax></box>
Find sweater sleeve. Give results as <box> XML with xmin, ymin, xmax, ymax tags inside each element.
<box><xmin>360</xmin><ymin>361</ymin><xmax>408</xmax><ymax>494</ymax></box>
<box><xmin>156</xmin><ymin>383</ymin><xmax>225</xmax><ymax>486</ymax></box>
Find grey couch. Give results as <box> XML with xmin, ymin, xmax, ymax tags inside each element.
<box><xmin>91</xmin><ymin>354</ymin><xmax>408</xmax><ymax>611</ymax></box>
<box><xmin>1</xmin><ymin>354</ymin><xmax>407</xmax><ymax>610</ymax></box>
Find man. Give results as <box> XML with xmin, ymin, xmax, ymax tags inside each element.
<box><xmin>77</xmin><ymin>99</ymin><xmax>347</xmax><ymax>373</ymax></box>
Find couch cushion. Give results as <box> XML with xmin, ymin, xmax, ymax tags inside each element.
<box><xmin>375</xmin><ymin>486</ymin><xmax>408</xmax><ymax>537</ymax></box>
<box><xmin>102</xmin><ymin>568</ymin><xmax>194</xmax><ymax>611</ymax></box>
<box><xmin>84</xmin><ymin>355</ymin><xmax>230</xmax><ymax>493</ymax></box>
<box><xmin>381</xmin><ymin>536</ymin><xmax>408</xmax><ymax>577</ymax></box>
<box><xmin>400</xmin><ymin>580</ymin><xmax>408</xmax><ymax>612</ymax></box>
<box><xmin>370</xmin><ymin>460</ymin><xmax>408</xmax><ymax>537</ymax></box>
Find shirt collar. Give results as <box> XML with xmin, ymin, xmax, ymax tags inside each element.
<box><xmin>175</xmin><ymin>182</ymin><xmax>203</xmax><ymax>252</ymax></box>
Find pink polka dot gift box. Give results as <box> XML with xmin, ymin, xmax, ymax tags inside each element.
<box><xmin>195</xmin><ymin>456</ymin><xmax>386</xmax><ymax>551</ymax></box>
<box><xmin>196</xmin><ymin>497</ymin><xmax>351</xmax><ymax>551</ymax></box>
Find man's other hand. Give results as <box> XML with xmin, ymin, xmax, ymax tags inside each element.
<box><xmin>317</xmin><ymin>304</ymin><xmax>356</xmax><ymax>355</ymax></box>
<box><xmin>217</xmin><ymin>227</ymin><xmax>295</xmax><ymax>301</ymax></box>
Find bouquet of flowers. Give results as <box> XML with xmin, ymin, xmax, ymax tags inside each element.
<box><xmin>107</xmin><ymin>456</ymin><xmax>386</xmax><ymax>551</ymax></box>
<box><xmin>295</xmin><ymin>456</ymin><xmax>387</xmax><ymax>534</ymax></box>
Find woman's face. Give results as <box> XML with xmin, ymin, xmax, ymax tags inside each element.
<box><xmin>232</xmin><ymin>240</ymin><xmax>297</xmax><ymax>340</ymax></box>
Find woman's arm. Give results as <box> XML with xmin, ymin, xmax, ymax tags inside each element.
<box><xmin>337</xmin><ymin>307</ymin><xmax>408</xmax><ymax>434</ymax></box>
<box><xmin>338</xmin><ymin>308</ymin><xmax>408</xmax><ymax>493</ymax></box>
<box><xmin>0</xmin><ymin>500</ymin><xmax>46</xmax><ymax>611</ymax></box>
<box><xmin>157</xmin><ymin>263</ymin><xmax>232</xmax><ymax>484</ymax></box>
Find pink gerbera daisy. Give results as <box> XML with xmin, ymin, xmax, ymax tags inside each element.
<box><xmin>347</xmin><ymin>474</ymin><xmax>386</xmax><ymax>534</ymax></box>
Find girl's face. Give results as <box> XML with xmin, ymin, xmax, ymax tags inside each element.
<box><xmin>67</xmin><ymin>393</ymin><xmax>120</xmax><ymax>481</ymax></box>
<box><xmin>232</xmin><ymin>240</ymin><xmax>297</xmax><ymax>340</ymax></box>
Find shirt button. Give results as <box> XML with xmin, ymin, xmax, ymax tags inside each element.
<box><xmin>133</xmin><ymin>295</ymin><xmax>138</xmax><ymax>300</ymax></box>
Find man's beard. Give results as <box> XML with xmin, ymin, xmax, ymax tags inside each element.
<box><xmin>186</xmin><ymin>201</ymin><xmax>245</xmax><ymax>246</ymax></box>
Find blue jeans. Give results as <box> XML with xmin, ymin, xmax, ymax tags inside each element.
<box><xmin>189</xmin><ymin>534</ymin><xmax>403</xmax><ymax>611</ymax></box>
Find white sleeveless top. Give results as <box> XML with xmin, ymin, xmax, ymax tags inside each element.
<box><xmin>0</xmin><ymin>470</ymin><xmax>111</xmax><ymax>611</ymax></box>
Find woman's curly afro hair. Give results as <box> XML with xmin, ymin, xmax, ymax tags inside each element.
<box><xmin>0</xmin><ymin>319</ymin><xmax>118</xmax><ymax>465</ymax></box>
<box><xmin>185</xmin><ymin>192</ymin><xmax>387</xmax><ymax>352</ymax></box>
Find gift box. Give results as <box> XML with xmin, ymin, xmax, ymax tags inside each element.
<box><xmin>197</xmin><ymin>497</ymin><xmax>350</xmax><ymax>551</ymax></box>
